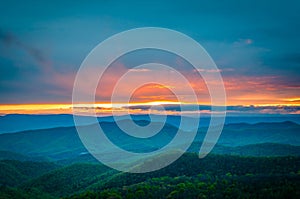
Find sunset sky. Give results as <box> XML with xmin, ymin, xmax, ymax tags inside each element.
<box><xmin>0</xmin><ymin>0</ymin><xmax>299</xmax><ymax>115</ymax></box>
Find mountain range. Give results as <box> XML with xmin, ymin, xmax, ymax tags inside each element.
<box><xmin>0</xmin><ymin>119</ymin><xmax>299</xmax><ymax>160</ymax></box>
<box><xmin>0</xmin><ymin>115</ymin><xmax>299</xmax><ymax>198</ymax></box>
<box><xmin>1</xmin><ymin>114</ymin><xmax>300</xmax><ymax>133</ymax></box>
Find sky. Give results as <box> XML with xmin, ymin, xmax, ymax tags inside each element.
<box><xmin>0</xmin><ymin>0</ymin><xmax>300</xmax><ymax>115</ymax></box>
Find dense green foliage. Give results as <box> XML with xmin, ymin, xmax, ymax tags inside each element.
<box><xmin>0</xmin><ymin>153</ymin><xmax>299</xmax><ymax>198</ymax></box>
<box><xmin>0</xmin><ymin>160</ymin><xmax>59</xmax><ymax>187</ymax></box>
<box><xmin>68</xmin><ymin>174</ymin><xmax>300</xmax><ymax>199</ymax></box>
<box><xmin>72</xmin><ymin>154</ymin><xmax>300</xmax><ymax>199</ymax></box>
<box><xmin>21</xmin><ymin>163</ymin><xmax>114</xmax><ymax>197</ymax></box>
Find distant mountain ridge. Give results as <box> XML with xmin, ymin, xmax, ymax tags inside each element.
<box><xmin>1</xmin><ymin>114</ymin><xmax>300</xmax><ymax>133</ymax></box>
<box><xmin>0</xmin><ymin>120</ymin><xmax>299</xmax><ymax>160</ymax></box>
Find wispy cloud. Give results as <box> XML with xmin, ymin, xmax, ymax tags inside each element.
<box><xmin>0</xmin><ymin>29</ymin><xmax>49</xmax><ymax>69</ymax></box>
<box><xmin>0</xmin><ymin>1</ymin><xmax>299</xmax><ymax>106</ymax></box>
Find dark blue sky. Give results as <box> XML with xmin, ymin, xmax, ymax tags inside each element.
<box><xmin>0</xmin><ymin>0</ymin><xmax>299</xmax><ymax>105</ymax></box>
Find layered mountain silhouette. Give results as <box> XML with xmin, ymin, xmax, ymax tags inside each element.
<box><xmin>0</xmin><ymin>120</ymin><xmax>299</xmax><ymax>160</ymax></box>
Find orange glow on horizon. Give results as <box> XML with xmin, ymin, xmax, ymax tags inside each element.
<box><xmin>0</xmin><ymin>100</ymin><xmax>299</xmax><ymax>115</ymax></box>
<box><xmin>0</xmin><ymin>101</ymin><xmax>182</xmax><ymax>115</ymax></box>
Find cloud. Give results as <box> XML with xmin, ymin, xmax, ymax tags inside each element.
<box><xmin>0</xmin><ymin>29</ymin><xmax>76</xmax><ymax>103</ymax></box>
<box><xmin>233</xmin><ymin>38</ymin><xmax>253</xmax><ymax>46</ymax></box>
<box><xmin>194</xmin><ymin>69</ymin><xmax>222</xmax><ymax>73</ymax></box>
<box><xmin>0</xmin><ymin>1</ymin><xmax>299</xmax><ymax>105</ymax></box>
<box><xmin>0</xmin><ymin>29</ymin><xmax>48</xmax><ymax>68</ymax></box>
<box><xmin>127</xmin><ymin>104</ymin><xmax>300</xmax><ymax>115</ymax></box>
<box><xmin>128</xmin><ymin>68</ymin><xmax>151</xmax><ymax>72</ymax></box>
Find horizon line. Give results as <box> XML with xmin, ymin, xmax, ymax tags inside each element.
<box><xmin>0</xmin><ymin>102</ymin><xmax>300</xmax><ymax>115</ymax></box>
